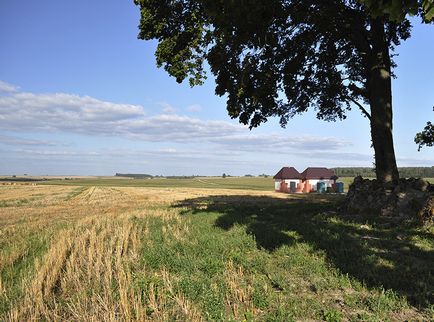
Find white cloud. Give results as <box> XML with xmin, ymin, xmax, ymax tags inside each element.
<box><xmin>158</xmin><ymin>102</ymin><xmax>177</xmax><ymax>114</ymax></box>
<box><xmin>0</xmin><ymin>147</ymin><xmax>255</xmax><ymax>176</ymax></box>
<box><xmin>0</xmin><ymin>81</ymin><xmax>353</xmax><ymax>153</ymax></box>
<box><xmin>122</xmin><ymin>114</ymin><xmax>244</xmax><ymax>141</ymax></box>
<box><xmin>3</xmin><ymin>147</ymin><xmax>243</xmax><ymax>165</ymax></box>
<box><xmin>0</xmin><ymin>92</ymin><xmax>144</xmax><ymax>124</ymax></box>
<box><xmin>0</xmin><ymin>134</ymin><xmax>64</xmax><ymax>146</ymax></box>
<box><xmin>9</xmin><ymin>149</ymin><xmax>101</xmax><ymax>157</ymax></box>
<box><xmin>291</xmin><ymin>151</ymin><xmax>373</xmax><ymax>164</ymax></box>
<box><xmin>210</xmin><ymin>133</ymin><xmax>352</xmax><ymax>152</ymax></box>
<box><xmin>0</xmin><ymin>80</ymin><xmax>19</xmax><ymax>93</ymax></box>
<box><xmin>0</xmin><ymin>85</ymin><xmax>246</xmax><ymax>142</ymax></box>
<box><xmin>187</xmin><ymin>104</ymin><xmax>202</xmax><ymax>112</ymax></box>
<box><xmin>397</xmin><ymin>157</ymin><xmax>434</xmax><ymax>167</ymax></box>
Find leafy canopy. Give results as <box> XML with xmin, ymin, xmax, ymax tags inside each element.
<box><xmin>415</xmin><ymin>107</ymin><xmax>434</xmax><ymax>150</ymax></box>
<box><xmin>136</xmin><ymin>0</ymin><xmax>411</xmax><ymax>129</ymax></box>
<box><xmin>359</xmin><ymin>0</ymin><xmax>434</xmax><ymax>21</ymax></box>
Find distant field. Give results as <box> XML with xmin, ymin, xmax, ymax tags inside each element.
<box><xmin>39</xmin><ymin>176</ymin><xmax>277</xmax><ymax>191</ymax></box>
<box><xmin>38</xmin><ymin>176</ymin><xmax>359</xmax><ymax>192</ymax></box>
<box><xmin>35</xmin><ymin>176</ymin><xmax>433</xmax><ymax>192</ymax></box>
<box><xmin>1</xmin><ymin>184</ymin><xmax>433</xmax><ymax>320</ymax></box>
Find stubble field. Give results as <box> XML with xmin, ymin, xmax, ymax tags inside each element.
<box><xmin>0</xmin><ymin>181</ymin><xmax>433</xmax><ymax>321</ymax></box>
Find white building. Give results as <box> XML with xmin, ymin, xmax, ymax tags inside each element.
<box><xmin>274</xmin><ymin>167</ymin><xmax>337</xmax><ymax>193</ymax></box>
<box><xmin>273</xmin><ymin>167</ymin><xmax>302</xmax><ymax>193</ymax></box>
<box><xmin>300</xmin><ymin>167</ymin><xmax>337</xmax><ymax>192</ymax></box>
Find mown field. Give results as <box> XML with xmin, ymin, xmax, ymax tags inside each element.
<box><xmin>39</xmin><ymin>176</ymin><xmax>277</xmax><ymax>191</ymax></box>
<box><xmin>25</xmin><ymin>175</ymin><xmax>434</xmax><ymax>191</ymax></box>
<box><xmin>1</xmin><ymin>181</ymin><xmax>433</xmax><ymax>321</ymax></box>
<box><xmin>37</xmin><ymin>176</ymin><xmax>363</xmax><ymax>192</ymax></box>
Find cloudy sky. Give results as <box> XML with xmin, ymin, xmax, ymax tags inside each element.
<box><xmin>0</xmin><ymin>1</ymin><xmax>433</xmax><ymax>176</ymax></box>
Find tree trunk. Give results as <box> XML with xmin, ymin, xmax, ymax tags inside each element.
<box><xmin>367</xmin><ymin>18</ymin><xmax>400</xmax><ymax>184</ymax></box>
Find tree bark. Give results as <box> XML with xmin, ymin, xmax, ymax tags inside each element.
<box><xmin>367</xmin><ymin>18</ymin><xmax>400</xmax><ymax>184</ymax></box>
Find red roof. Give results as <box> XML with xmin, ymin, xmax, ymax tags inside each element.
<box><xmin>273</xmin><ymin>167</ymin><xmax>301</xmax><ymax>179</ymax></box>
<box><xmin>301</xmin><ymin>167</ymin><xmax>335</xmax><ymax>180</ymax></box>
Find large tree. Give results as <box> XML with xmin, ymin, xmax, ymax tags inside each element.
<box><xmin>135</xmin><ymin>0</ymin><xmax>422</xmax><ymax>184</ymax></box>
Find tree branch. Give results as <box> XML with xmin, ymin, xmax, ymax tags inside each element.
<box><xmin>347</xmin><ymin>96</ymin><xmax>371</xmax><ymax>120</ymax></box>
<box><xmin>348</xmin><ymin>83</ymin><xmax>368</xmax><ymax>99</ymax></box>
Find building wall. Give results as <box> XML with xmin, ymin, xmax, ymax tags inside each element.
<box><xmin>306</xmin><ymin>179</ymin><xmax>335</xmax><ymax>191</ymax></box>
<box><xmin>285</xmin><ymin>179</ymin><xmax>301</xmax><ymax>188</ymax></box>
<box><xmin>275</xmin><ymin>179</ymin><xmax>301</xmax><ymax>192</ymax></box>
<box><xmin>274</xmin><ymin>179</ymin><xmax>281</xmax><ymax>191</ymax></box>
<box><xmin>275</xmin><ymin>179</ymin><xmax>334</xmax><ymax>193</ymax></box>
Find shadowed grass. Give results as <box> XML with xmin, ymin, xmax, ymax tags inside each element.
<box><xmin>175</xmin><ymin>194</ymin><xmax>434</xmax><ymax>313</ymax></box>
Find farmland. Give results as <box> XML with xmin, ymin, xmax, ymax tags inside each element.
<box><xmin>30</xmin><ymin>176</ymin><xmax>364</xmax><ymax>192</ymax></box>
<box><xmin>1</xmin><ymin>180</ymin><xmax>433</xmax><ymax>321</ymax></box>
<box><xmin>39</xmin><ymin>176</ymin><xmax>277</xmax><ymax>191</ymax></box>
<box><xmin>10</xmin><ymin>175</ymin><xmax>433</xmax><ymax>191</ymax></box>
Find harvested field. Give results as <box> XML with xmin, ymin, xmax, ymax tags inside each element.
<box><xmin>1</xmin><ymin>184</ymin><xmax>433</xmax><ymax>321</ymax></box>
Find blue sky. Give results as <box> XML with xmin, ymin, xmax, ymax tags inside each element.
<box><xmin>0</xmin><ymin>1</ymin><xmax>433</xmax><ymax>176</ymax></box>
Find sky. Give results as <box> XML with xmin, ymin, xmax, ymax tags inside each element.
<box><xmin>0</xmin><ymin>1</ymin><xmax>433</xmax><ymax>176</ymax></box>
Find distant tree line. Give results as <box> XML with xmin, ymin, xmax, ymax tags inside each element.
<box><xmin>115</xmin><ymin>173</ymin><xmax>200</xmax><ymax>179</ymax></box>
<box><xmin>333</xmin><ymin>167</ymin><xmax>434</xmax><ymax>178</ymax></box>
<box><xmin>115</xmin><ymin>173</ymin><xmax>153</xmax><ymax>178</ymax></box>
<box><xmin>165</xmin><ymin>176</ymin><xmax>197</xmax><ymax>179</ymax></box>
<box><xmin>0</xmin><ymin>177</ymin><xmax>45</xmax><ymax>182</ymax></box>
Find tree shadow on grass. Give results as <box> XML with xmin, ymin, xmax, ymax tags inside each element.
<box><xmin>173</xmin><ymin>194</ymin><xmax>434</xmax><ymax>308</ymax></box>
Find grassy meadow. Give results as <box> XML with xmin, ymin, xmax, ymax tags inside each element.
<box><xmin>39</xmin><ymin>176</ymin><xmax>277</xmax><ymax>191</ymax></box>
<box><xmin>0</xmin><ymin>178</ymin><xmax>433</xmax><ymax>321</ymax></box>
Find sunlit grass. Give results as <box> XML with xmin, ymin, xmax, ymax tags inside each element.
<box><xmin>0</xmin><ymin>184</ymin><xmax>433</xmax><ymax>321</ymax></box>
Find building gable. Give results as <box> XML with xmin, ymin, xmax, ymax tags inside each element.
<box><xmin>301</xmin><ymin>167</ymin><xmax>336</xmax><ymax>180</ymax></box>
<box><xmin>273</xmin><ymin>167</ymin><xmax>302</xmax><ymax>180</ymax></box>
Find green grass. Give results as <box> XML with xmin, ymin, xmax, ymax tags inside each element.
<box><xmin>129</xmin><ymin>194</ymin><xmax>434</xmax><ymax>320</ymax></box>
<box><xmin>0</xmin><ymin>227</ymin><xmax>58</xmax><ymax>314</ymax></box>
<box><xmin>2</xmin><ymin>179</ymin><xmax>433</xmax><ymax>320</ymax></box>
<box><xmin>40</xmin><ymin>176</ymin><xmax>276</xmax><ymax>191</ymax></box>
<box><xmin>0</xmin><ymin>197</ymin><xmax>38</xmax><ymax>208</ymax></box>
